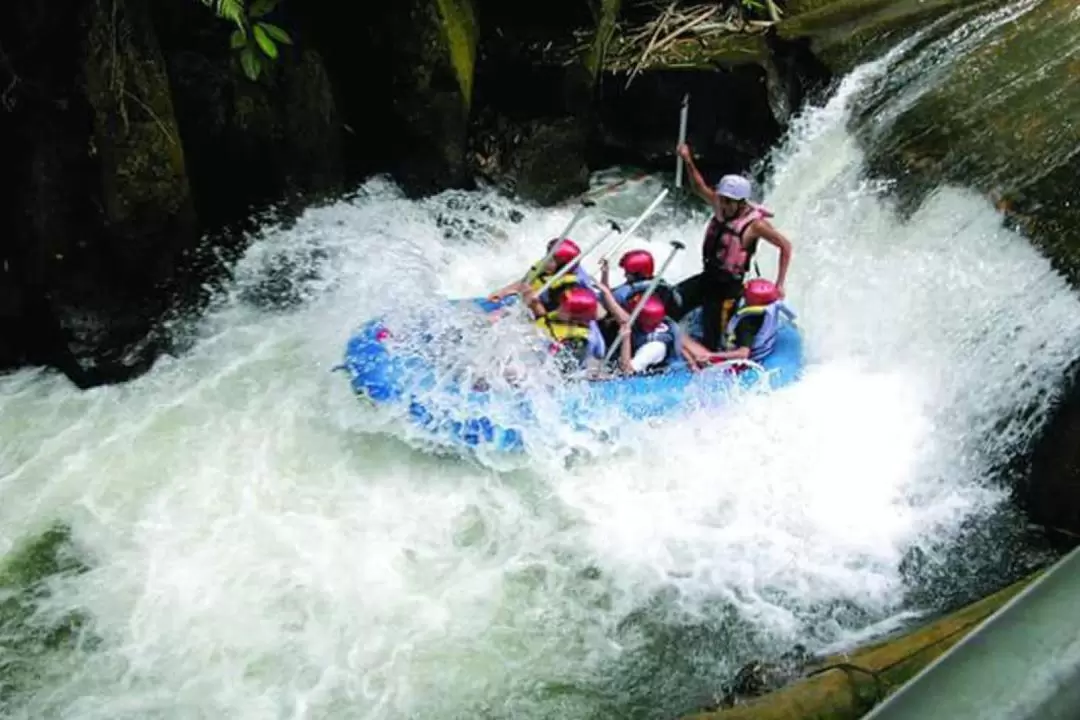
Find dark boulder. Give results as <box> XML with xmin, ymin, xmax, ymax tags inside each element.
<box><xmin>301</xmin><ymin>0</ymin><xmax>477</xmax><ymax>196</ymax></box>
<box><xmin>0</xmin><ymin>0</ymin><xmax>197</xmax><ymax>386</ymax></box>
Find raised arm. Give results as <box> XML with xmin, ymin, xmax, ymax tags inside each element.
<box><xmin>597</xmin><ymin>284</ymin><xmax>632</xmax><ymax>325</ymax></box>
<box><xmin>677</xmin><ymin>144</ymin><xmax>718</xmax><ymax>207</ymax></box>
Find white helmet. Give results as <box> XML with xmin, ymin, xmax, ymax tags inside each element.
<box><xmin>715</xmin><ymin>174</ymin><xmax>752</xmax><ymax>201</ymax></box>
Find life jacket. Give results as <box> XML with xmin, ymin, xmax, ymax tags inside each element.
<box><xmin>536</xmin><ymin>312</ymin><xmax>592</xmax><ymax>369</ymax></box>
<box><xmin>629</xmin><ymin>320</ymin><xmax>677</xmax><ymax>371</ymax></box>
<box><xmin>526</xmin><ymin>264</ymin><xmax>582</xmax><ymax>312</ymax></box>
<box><xmin>723</xmin><ymin>300</ymin><xmax>795</xmax><ymax>361</ymax></box>
<box><xmin>527</xmin><ymin>262</ymin><xmax>597</xmax><ymax>313</ymax></box>
<box><xmin>702</xmin><ymin>203</ymin><xmax>774</xmax><ymax>279</ymax></box>
<box><xmin>613</xmin><ymin>279</ymin><xmax>682</xmax><ymax>315</ymax></box>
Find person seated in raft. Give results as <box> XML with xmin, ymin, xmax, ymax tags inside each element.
<box><xmin>488</xmin><ymin>238</ymin><xmax>599</xmax><ymax>315</ymax></box>
<box><xmin>596</xmin><ymin>280</ymin><xmax>704</xmax><ymax>371</ymax></box>
<box><xmin>597</xmin><ymin>248</ymin><xmax>680</xmax><ymax>342</ymax></box>
<box><xmin>705</xmin><ymin>278</ymin><xmax>796</xmax><ymax>365</ymax></box>
<box><xmin>608</xmin><ymin>295</ymin><xmax>681</xmax><ymax>375</ymax></box>
<box><xmin>534</xmin><ymin>286</ymin><xmax>607</xmax><ymax>379</ymax></box>
<box><xmin>600</xmin><ymin>249</ymin><xmax>683</xmax><ymax>317</ymax></box>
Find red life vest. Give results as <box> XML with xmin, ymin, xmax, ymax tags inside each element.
<box><xmin>702</xmin><ymin>203</ymin><xmax>774</xmax><ymax>278</ymax></box>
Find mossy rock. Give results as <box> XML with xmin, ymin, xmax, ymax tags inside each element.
<box><xmin>0</xmin><ymin>0</ymin><xmax>198</xmax><ymax>386</ymax></box>
<box><xmin>777</xmin><ymin>0</ymin><xmax>977</xmax><ymax>72</ymax></box>
<box><xmin>434</xmin><ymin>0</ymin><xmax>478</xmax><ymax>108</ymax></box>
<box><xmin>857</xmin><ymin>0</ymin><xmax>1080</xmax><ymax>286</ymax></box>
<box><xmin>783</xmin><ymin>0</ymin><xmax>856</xmax><ymax>16</ymax></box>
<box><xmin>652</xmin><ymin>33</ymin><xmax>772</xmax><ymax>71</ymax></box>
<box><xmin>84</xmin><ymin>0</ymin><xmax>194</xmax><ymax>247</ymax></box>
<box><xmin>682</xmin><ymin>569</ymin><xmax>1042</xmax><ymax>719</ymax></box>
<box><xmin>0</xmin><ymin>525</ymin><xmax>91</xmax><ymax>706</ymax></box>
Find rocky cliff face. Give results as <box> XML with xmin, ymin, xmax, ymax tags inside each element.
<box><xmin>842</xmin><ymin>0</ymin><xmax>1080</xmax><ymax>535</ymax></box>
<box><xmin>1</xmin><ymin>0</ymin><xmax>197</xmax><ymax>385</ymax></box>
<box><xmin>0</xmin><ymin>0</ymin><xmax>343</xmax><ymax>386</ymax></box>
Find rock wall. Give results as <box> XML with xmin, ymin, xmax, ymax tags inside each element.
<box><xmin>1</xmin><ymin>0</ymin><xmax>197</xmax><ymax>386</ymax></box>
<box><xmin>842</xmin><ymin>0</ymin><xmax>1080</xmax><ymax>533</ymax></box>
<box><xmin>852</xmin><ymin>0</ymin><xmax>1080</xmax><ymax>284</ymax></box>
<box><xmin>151</xmin><ymin>0</ymin><xmax>343</xmax><ymax>232</ymax></box>
<box><xmin>301</xmin><ymin>0</ymin><xmax>478</xmax><ymax>197</ymax></box>
<box><xmin>0</xmin><ymin>0</ymin><xmax>344</xmax><ymax>386</ymax></box>
<box><xmin>1022</xmin><ymin>362</ymin><xmax>1080</xmax><ymax>539</ymax></box>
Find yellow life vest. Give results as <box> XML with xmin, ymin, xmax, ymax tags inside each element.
<box><xmin>527</xmin><ymin>263</ymin><xmax>582</xmax><ymax>311</ymax></box>
<box><xmin>535</xmin><ymin>312</ymin><xmax>591</xmax><ymax>343</ymax></box>
<box><xmin>723</xmin><ymin>305</ymin><xmax>766</xmax><ymax>348</ymax></box>
<box><xmin>527</xmin><ymin>264</ymin><xmax>579</xmax><ymax>291</ymax></box>
<box><xmin>536</xmin><ymin>312</ymin><xmax>592</xmax><ymax>374</ymax></box>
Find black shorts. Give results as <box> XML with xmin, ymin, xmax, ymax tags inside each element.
<box><xmin>672</xmin><ymin>271</ymin><xmax>744</xmax><ymax>350</ymax></box>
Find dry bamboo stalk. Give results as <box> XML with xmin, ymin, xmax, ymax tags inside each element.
<box><xmin>585</xmin><ymin>0</ymin><xmax>786</xmax><ymax>75</ymax></box>
<box><xmin>650</xmin><ymin>5</ymin><xmax>718</xmax><ymax>56</ymax></box>
<box><xmin>624</xmin><ymin>0</ymin><xmax>678</xmax><ymax>87</ymax></box>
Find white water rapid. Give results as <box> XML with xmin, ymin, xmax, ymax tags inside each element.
<box><xmin>3</xmin><ymin>4</ymin><xmax>1080</xmax><ymax>718</ymax></box>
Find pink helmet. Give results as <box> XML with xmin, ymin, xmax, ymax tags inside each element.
<box><xmin>560</xmin><ymin>287</ymin><xmax>597</xmax><ymax>321</ymax></box>
<box><xmin>550</xmin><ymin>238</ymin><xmax>581</xmax><ymax>267</ymax></box>
<box><xmin>744</xmin><ymin>278</ymin><xmax>780</xmax><ymax>306</ymax></box>
<box><xmin>632</xmin><ymin>296</ymin><xmax>666</xmax><ymax>332</ymax></box>
<box><xmin>618</xmin><ymin>249</ymin><xmax>655</xmax><ymax>278</ymax></box>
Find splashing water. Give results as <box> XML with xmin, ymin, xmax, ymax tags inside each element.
<box><xmin>3</xmin><ymin>4</ymin><xmax>1080</xmax><ymax>718</ymax></box>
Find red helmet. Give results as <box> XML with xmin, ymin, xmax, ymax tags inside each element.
<box><xmin>619</xmin><ymin>249</ymin><xmax>654</xmax><ymax>278</ymax></box>
<box><xmin>559</xmin><ymin>287</ymin><xmax>597</xmax><ymax>321</ymax></box>
<box><xmin>550</xmin><ymin>238</ymin><xmax>581</xmax><ymax>267</ymax></box>
<box><xmin>744</xmin><ymin>278</ymin><xmax>780</xmax><ymax>306</ymax></box>
<box><xmin>632</xmin><ymin>295</ymin><xmax>666</xmax><ymax>331</ymax></box>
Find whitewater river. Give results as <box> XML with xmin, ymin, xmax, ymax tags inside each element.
<box><xmin>3</xmin><ymin>4</ymin><xmax>1080</xmax><ymax>718</ymax></box>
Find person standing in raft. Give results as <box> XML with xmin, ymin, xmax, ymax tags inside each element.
<box><xmin>707</xmin><ymin>278</ymin><xmax>795</xmax><ymax>364</ymax></box>
<box><xmin>673</xmin><ymin>143</ymin><xmax>793</xmax><ymax>350</ymax></box>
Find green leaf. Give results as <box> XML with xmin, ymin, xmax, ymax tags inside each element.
<box><xmin>247</xmin><ymin>0</ymin><xmax>278</xmax><ymax>18</ymax></box>
<box><xmin>258</xmin><ymin>22</ymin><xmax>292</xmax><ymax>45</ymax></box>
<box><xmin>252</xmin><ymin>24</ymin><xmax>278</xmax><ymax>59</ymax></box>
<box><xmin>230</xmin><ymin>29</ymin><xmax>247</xmax><ymax>49</ymax></box>
<box><xmin>221</xmin><ymin>0</ymin><xmax>246</xmax><ymax>25</ymax></box>
<box><xmin>240</xmin><ymin>46</ymin><xmax>261</xmax><ymax>81</ymax></box>
<box><xmin>199</xmin><ymin>0</ymin><xmax>246</xmax><ymax>29</ymax></box>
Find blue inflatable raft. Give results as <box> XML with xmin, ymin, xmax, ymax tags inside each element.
<box><xmin>339</xmin><ymin>296</ymin><xmax>805</xmax><ymax>454</ymax></box>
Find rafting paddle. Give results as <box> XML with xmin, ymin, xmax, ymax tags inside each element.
<box><xmin>539</xmin><ymin>186</ymin><xmax>671</xmax><ymax>297</ymax></box>
<box><xmin>535</xmin><ymin>219</ymin><xmax>622</xmax><ymax>297</ymax></box>
<box><xmin>604</xmin><ymin>239</ymin><xmax>686</xmax><ymax>364</ymax></box>
<box><xmin>522</xmin><ymin>198</ymin><xmax>597</xmax><ymax>285</ymax></box>
<box><xmin>675</xmin><ymin>94</ymin><xmax>690</xmax><ymax>189</ymax></box>
<box><xmin>597</xmin><ymin>188</ymin><xmax>671</xmax><ymax>264</ymax></box>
